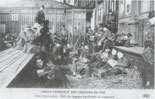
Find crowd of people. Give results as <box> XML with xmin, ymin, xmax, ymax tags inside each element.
<box><xmin>1</xmin><ymin>5</ymin><xmax>153</xmax><ymax>88</ymax></box>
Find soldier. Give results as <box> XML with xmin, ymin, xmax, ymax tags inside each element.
<box><xmin>95</xmin><ymin>24</ymin><xmax>104</xmax><ymax>42</ymax></box>
<box><xmin>85</xmin><ymin>26</ymin><xmax>93</xmax><ymax>45</ymax></box>
<box><xmin>107</xmin><ymin>9</ymin><xmax>117</xmax><ymax>33</ymax></box>
<box><xmin>95</xmin><ymin>25</ymin><xmax>104</xmax><ymax>52</ymax></box>
<box><xmin>60</xmin><ymin>25</ymin><xmax>68</xmax><ymax>46</ymax></box>
<box><xmin>35</xmin><ymin>5</ymin><xmax>45</xmax><ymax>25</ymax></box>
<box><xmin>39</xmin><ymin>20</ymin><xmax>51</xmax><ymax>52</ymax></box>
<box><xmin>144</xmin><ymin>11</ymin><xmax>154</xmax><ymax>46</ymax></box>
<box><xmin>140</xmin><ymin>11</ymin><xmax>154</xmax><ymax>89</ymax></box>
<box><xmin>99</xmin><ymin>25</ymin><xmax>115</xmax><ymax>52</ymax></box>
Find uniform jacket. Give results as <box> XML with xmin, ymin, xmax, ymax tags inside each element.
<box><xmin>35</xmin><ymin>10</ymin><xmax>45</xmax><ymax>24</ymax></box>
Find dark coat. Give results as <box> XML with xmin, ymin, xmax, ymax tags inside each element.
<box><xmin>35</xmin><ymin>10</ymin><xmax>45</xmax><ymax>24</ymax></box>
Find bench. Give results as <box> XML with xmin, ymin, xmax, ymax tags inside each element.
<box><xmin>113</xmin><ymin>46</ymin><xmax>144</xmax><ymax>71</ymax></box>
<box><xmin>0</xmin><ymin>48</ymin><xmax>34</xmax><ymax>88</ymax></box>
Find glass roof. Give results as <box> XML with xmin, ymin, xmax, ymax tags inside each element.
<box><xmin>0</xmin><ymin>0</ymin><xmax>72</xmax><ymax>9</ymax></box>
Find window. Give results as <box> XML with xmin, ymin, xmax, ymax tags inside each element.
<box><xmin>119</xmin><ymin>0</ymin><xmax>125</xmax><ymax>18</ymax></box>
<box><xmin>67</xmin><ymin>0</ymin><xmax>70</xmax><ymax>3</ymax></box>
<box><xmin>125</xmin><ymin>0</ymin><xmax>131</xmax><ymax>16</ymax></box>
<box><xmin>141</xmin><ymin>1</ymin><xmax>150</xmax><ymax>13</ymax></box>
<box><xmin>112</xmin><ymin>1</ymin><xmax>114</xmax><ymax>11</ymax></box>
<box><xmin>11</xmin><ymin>14</ymin><xmax>19</xmax><ymax>21</ymax></box>
<box><xmin>154</xmin><ymin>0</ymin><xmax>155</xmax><ymax>10</ymax></box>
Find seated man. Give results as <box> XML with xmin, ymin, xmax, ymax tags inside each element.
<box><xmin>141</xmin><ymin>40</ymin><xmax>154</xmax><ymax>89</ymax></box>
<box><xmin>99</xmin><ymin>25</ymin><xmax>115</xmax><ymax>52</ymax></box>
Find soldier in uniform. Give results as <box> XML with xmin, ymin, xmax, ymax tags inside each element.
<box><xmin>39</xmin><ymin>20</ymin><xmax>51</xmax><ymax>52</ymax></box>
<box><xmin>141</xmin><ymin>11</ymin><xmax>154</xmax><ymax>89</ymax></box>
<box><xmin>60</xmin><ymin>25</ymin><xmax>68</xmax><ymax>46</ymax></box>
<box><xmin>99</xmin><ymin>25</ymin><xmax>115</xmax><ymax>52</ymax></box>
<box><xmin>107</xmin><ymin>9</ymin><xmax>117</xmax><ymax>34</ymax></box>
<box><xmin>35</xmin><ymin>5</ymin><xmax>45</xmax><ymax>25</ymax></box>
<box><xmin>144</xmin><ymin>11</ymin><xmax>154</xmax><ymax>46</ymax></box>
<box><xmin>95</xmin><ymin>24</ymin><xmax>105</xmax><ymax>52</ymax></box>
<box><xmin>85</xmin><ymin>26</ymin><xmax>93</xmax><ymax>45</ymax></box>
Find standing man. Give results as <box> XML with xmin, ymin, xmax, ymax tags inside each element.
<box><xmin>140</xmin><ymin>11</ymin><xmax>154</xmax><ymax>89</ymax></box>
<box><xmin>107</xmin><ymin>9</ymin><xmax>117</xmax><ymax>34</ymax></box>
<box><xmin>60</xmin><ymin>25</ymin><xmax>68</xmax><ymax>46</ymax></box>
<box><xmin>39</xmin><ymin>20</ymin><xmax>51</xmax><ymax>52</ymax></box>
<box><xmin>85</xmin><ymin>26</ymin><xmax>93</xmax><ymax>44</ymax></box>
<box><xmin>35</xmin><ymin>5</ymin><xmax>45</xmax><ymax>25</ymax></box>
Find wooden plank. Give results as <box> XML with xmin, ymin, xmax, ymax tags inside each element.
<box><xmin>0</xmin><ymin>49</ymin><xmax>19</xmax><ymax>60</ymax></box>
<box><xmin>0</xmin><ymin>51</ymin><xmax>23</xmax><ymax>71</ymax></box>
<box><xmin>0</xmin><ymin>49</ymin><xmax>21</xmax><ymax>60</ymax></box>
<box><xmin>0</xmin><ymin>50</ymin><xmax>21</xmax><ymax>63</ymax></box>
<box><xmin>0</xmin><ymin>48</ymin><xmax>16</xmax><ymax>56</ymax></box>
<box><xmin>0</xmin><ymin>50</ymin><xmax>34</xmax><ymax>88</ymax></box>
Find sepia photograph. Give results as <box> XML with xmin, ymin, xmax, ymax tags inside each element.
<box><xmin>0</xmin><ymin>0</ymin><xmax>154</xmax><ymax>91</ymax></box>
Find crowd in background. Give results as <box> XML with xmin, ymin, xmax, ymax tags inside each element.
<box><xmin>0</xmin><ymin>5</ymin><xmax>154</xmax><ymax>89</ymax></box>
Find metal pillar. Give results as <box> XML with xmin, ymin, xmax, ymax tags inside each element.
<box><xmin>72</xmin><ymin>9</ymin><xmax>74</xmax><ymax>34</ymax></box>
<box><xmin>55</xmin><ymin>9</ymin><xmax>57</xmax><ymax>33</ymax></box>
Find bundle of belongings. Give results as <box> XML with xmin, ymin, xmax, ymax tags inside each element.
<box><xmin>67</xmin><ymin>45</ymin><xmax>130</xmax><ymax>80</ymax></box>
<box><xmin>15</xmin><ymin>20</ymin><xmax>51</xmax><ymax>54</ymax></box>
<box><xmin>90</xmin><ymin>49</ymin><xmax>129</xmax><ymax>78</ymax></box>
<box><xmin>114</xmin><ymin>33</ymin><xmax>133</xmax><ymax>47</ymax></box>
<box><xmin>15</xmin><ymin>23</ymin><xmax>43</xmax><ymax>53</ymax></box>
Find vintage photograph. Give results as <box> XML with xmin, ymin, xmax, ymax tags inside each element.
<box><xmin>0</xmin><ymin>0</ymin><xmax>154</xmax><ymax>89</ymax></box>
